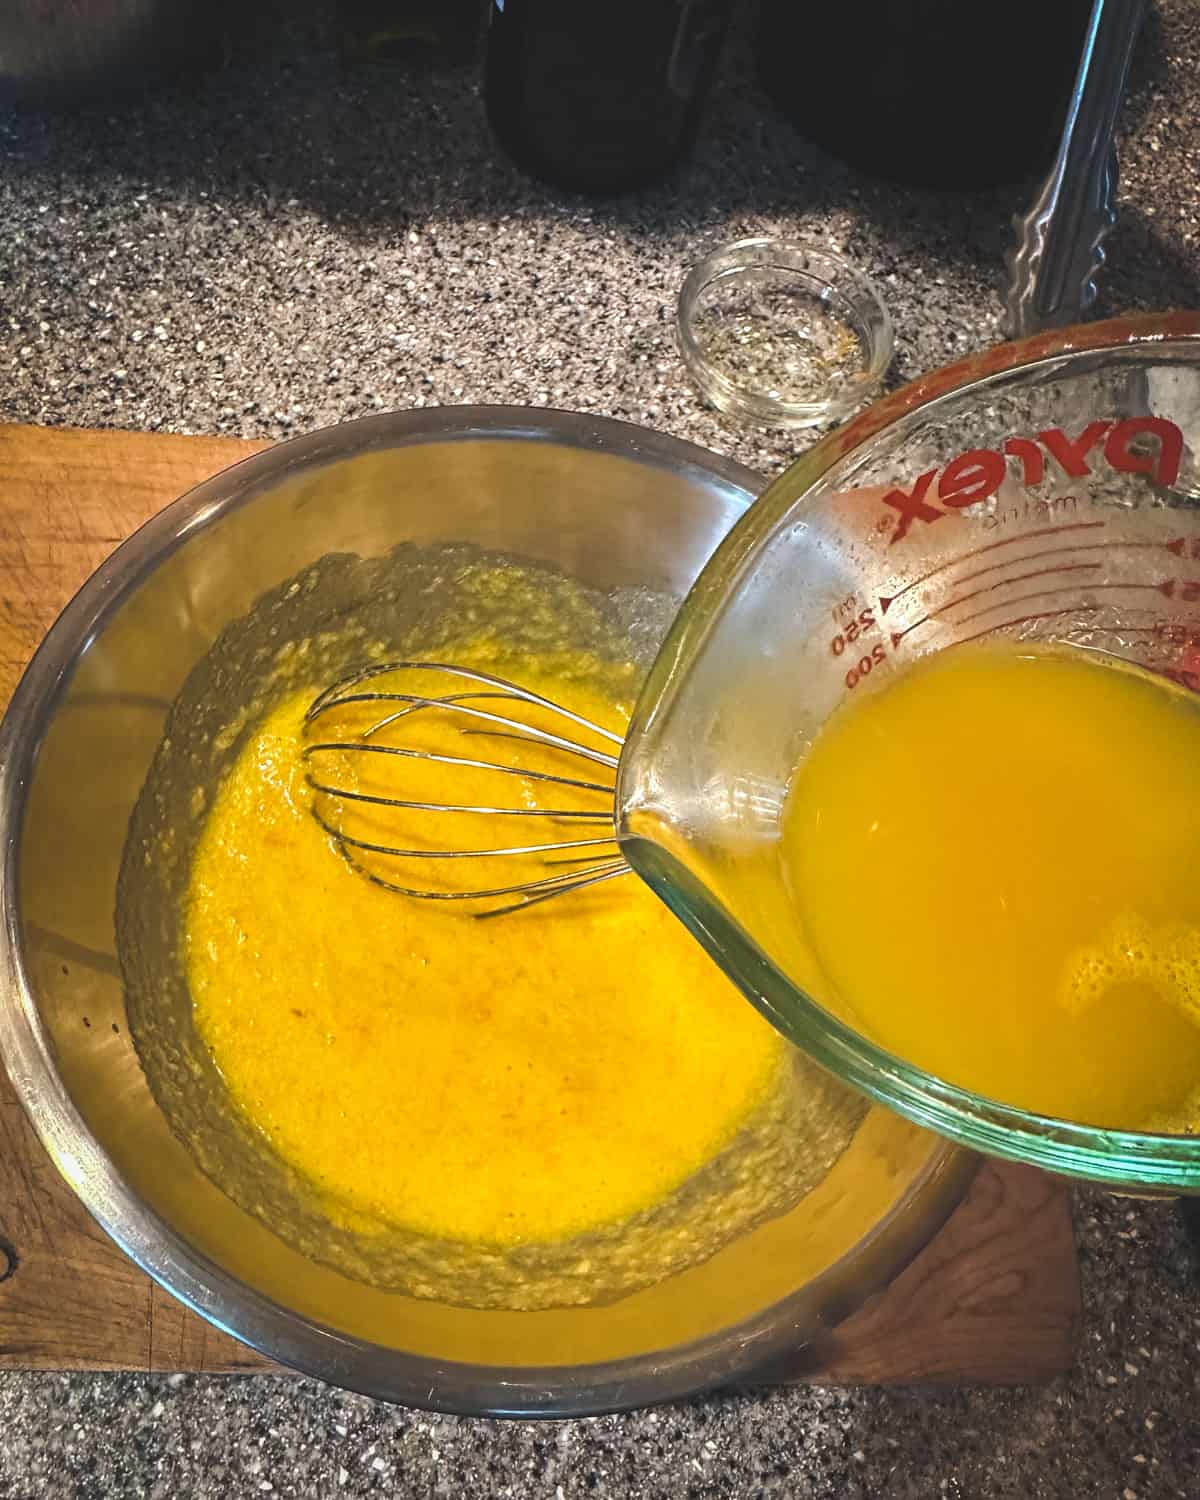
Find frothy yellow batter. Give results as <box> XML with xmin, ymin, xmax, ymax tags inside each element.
<box><xmin>782</xmin><ymin>642</ymin><xmax>1200</xmax><ymax>1132</ymax></box>
<box><xmin>185</xmin><ymin>654</ymin><xmax>784</xmax><ymax>1248</ymax></box>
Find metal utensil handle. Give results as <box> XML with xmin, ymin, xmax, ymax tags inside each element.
<box><xmin>1004</xmin><ymin>0</ymin><xmax>1148</xmax><ymax>337</ymax></box>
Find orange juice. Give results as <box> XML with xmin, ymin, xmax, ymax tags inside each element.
<box><xmin>781</xmin><ymin>643</ymin><xmax>1200</xmax><ymax>1131</ymax></box>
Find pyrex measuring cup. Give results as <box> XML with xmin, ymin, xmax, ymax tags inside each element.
<box><xmin>617</xmin><ymin>312</ymin><xmax>1200</xmax><ymax>1193</ymax></box>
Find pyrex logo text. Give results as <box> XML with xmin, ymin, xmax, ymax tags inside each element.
<box><xmin>881</xmin><ymin>417</ymin><xmax>1184</xmax><ymax>543</ymax></box>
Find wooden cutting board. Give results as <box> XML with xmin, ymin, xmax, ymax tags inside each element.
<box><xmin>0</xmin><ymin>422</ymin><xmax>1081</xmax><ymax>1384</ymax></box>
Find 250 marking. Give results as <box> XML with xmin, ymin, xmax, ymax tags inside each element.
<box><xmin>831</xmin><ymin>608</ymin><xmax>889</xmax><ymax>688</ymax></box>
<box><xmin>830</xmin><ymin>608</ymin><xmax>877</xmax><ymax>655</ymax></box>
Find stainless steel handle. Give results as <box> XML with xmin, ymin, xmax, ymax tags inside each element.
<box><xmin>1004</xmin><ymin>0</ymin><xmax>1148</xmax><ymax>338</ymax></box>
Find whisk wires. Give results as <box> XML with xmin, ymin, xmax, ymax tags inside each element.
<box><xmin>303</xmin><ymin>661</ymin><xmax>630</xmax><ymax>916</ymax></box>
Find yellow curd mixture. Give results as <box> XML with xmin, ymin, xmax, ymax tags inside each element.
<box><xmin>185</xmin><ymin>655</ymin><xmax>784</xmax><ymax>1249</ymax></box>
<box><xmin>783</xmin><ymin>642</ymin><xmax>1200</xmax><ymax>1131</ymax></box>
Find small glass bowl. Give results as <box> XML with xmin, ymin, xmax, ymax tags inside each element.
<box><xmin>676</xmin><ymin>238</ymin><xmax>894</xmax><ymax>429</ymax></box>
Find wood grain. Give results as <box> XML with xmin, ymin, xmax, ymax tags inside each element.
<box><xmin>0</xmin><ymin>423</ymin><xmax>269</xmax><ymax>705</ymax></box>
<box><xmin>771</xmin><ymin>1160</ymin><xmax>1080</xmax><ymax>1386</ymax></box>
<box><xmin>0</xmin><ymin>423</ymin><xmax>1081</xmax><ymax>1384</ymax></box>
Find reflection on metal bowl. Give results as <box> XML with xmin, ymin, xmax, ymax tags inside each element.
<box><xmin>0</xmin><ymin>407</ymin><xmax>970</xmax><ymax>1415</ymax></box>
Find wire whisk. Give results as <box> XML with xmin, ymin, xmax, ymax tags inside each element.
<box><xmin>303</xmin><ymin>661</ymin><xmax>632</xmax><ymax>916</ymax></box>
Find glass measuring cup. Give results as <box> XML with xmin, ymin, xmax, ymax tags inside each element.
<box><xmin>617</xmin><ymin>312</ymin><xmax>1200</xmax><ymax>1193</ymax></box>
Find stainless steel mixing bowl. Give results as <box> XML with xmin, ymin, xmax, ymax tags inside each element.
<box><xmin>0</xmin><ymin>407</ymin><xmax>970</xmax><ymax>1415</ymax></box>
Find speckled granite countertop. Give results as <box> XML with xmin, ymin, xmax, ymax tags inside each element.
<box><xmin>2</xmin><ymin>3</ymin><xmax>1200</xmax><ymax>1497</ymax></box>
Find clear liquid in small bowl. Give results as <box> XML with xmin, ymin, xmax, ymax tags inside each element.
<box><xmin>691</xmin><ymin>268</ymin><xmax>867</xmax><ymax>405</ymax></box>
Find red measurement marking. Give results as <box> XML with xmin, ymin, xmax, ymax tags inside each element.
<box><xmin>954</xmin><ymin>605</ymin><xmax>1099</xmax><ymax>649</ymax></box>
<box><xmin>951</xmin><ymin>580</ymin><xmax>1177</xmax><ymax>629</ymax></box>
<box><xmin>952</xmin><ymin>538</ymin><xmax>1178</xmax><ymax>591</ymax></box>
<box><xmin>890</xmin><ymin>562</ymin><xmax>1104</xmax><ymax>648</ymax></box>
<box><xmin>1119</xmin><ymin>618</ymin><xmax>1200</xmax><ymax>647</ymax></box>
<box><xmin>877</xmin><ymin>521</ymin><xmax>1106</xmax><ymax>614</ymax></box>
<box><xmin>940</xmin><ymin>560</ymin><xmax>1101</xmax><ymax>608</ymax></box>
<box><xmin>843</xmin><ymin>642</ymin><xmax>889</xmax><ymax>690</ymax></box>
<box><xmin>954</xmin><ymin>579</ymin><xmax>1182</xmax><ymax>627</ymax></box>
